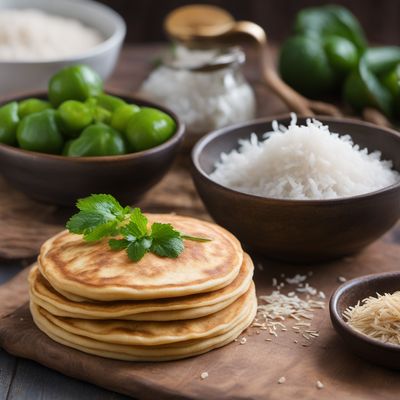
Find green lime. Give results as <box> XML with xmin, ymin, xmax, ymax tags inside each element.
<box><xmin>111</xmin><ymin>104</ymin><xmax>140</xmax><ymax>132</ymax></box>
<box><xmin>57</xmin><ymin>100</ymin><xmax>93</xmax><ymax>138</ymax></box>
<box><xmin>380</xmin><ymin>64</ymin><xmax>400</xmax><ymax>117</ymax></box>
<box><xmin>380</xmin><ymin>64</ymin><xmax>400</xmax><ymax>97</ymax></box>
<box><xmin>324</xmin><ymin>36</ymin><xmax>358</xmax><ymax>74</ymax></box>
<box><xmin>279</xmin><ymin>35</ymin><xmax>336</xmax><ymax>97</ymax></box>
<box><xmin>48</xmin><ymin>65</ymin><xmax>103</xmax><ymax>107</ymax></box>
<box><xmin>125</xmin><ymin>108</ymin><xmax>176</xmax><ymax>152</ymax></box>
<box><xmin>18</xmin><ymin>98</ymin><xmax>51</xmax><ymax>119</ymax></box>
<box><xmin>342</xmin><ymin>71</ymin><xmax>371</xmax><ymax>111</ymax></box>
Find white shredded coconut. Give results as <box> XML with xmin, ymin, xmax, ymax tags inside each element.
<box><xmin>0</xmin><ymin>9</ymin><xmax>103</xmax><ymax>61</ymax></box>
<box><xmin>210</xmin><ymin>114</ymin><xmax>400</xmax><ymax>200</ymax></box>
<box><xmin>140</xmin><ymin>46</ymin><xmax>255</xmax><ymax>133</ymax></box>
<box><xmin>278</xmin><ymin>376</ymin><xmax>286</xmax><ymax>384</ymax></box>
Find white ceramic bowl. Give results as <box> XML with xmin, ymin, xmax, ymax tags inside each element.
<box><xmin>0</xmin><ymin>0</ymin><xmax>126</xmax><ymax>95</ymax></box>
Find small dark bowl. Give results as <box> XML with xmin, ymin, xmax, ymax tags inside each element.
<box><xmin>0</xmin><ymin>92</ymin><xmax>185</xmax><ymax>206</ymax></box>
<box><xmin>330</xmin><ymin>272</ymin><xmax>400</xmax><ymax>369</ymax></box>
<box><xmin>192</xmin><ymin>115</ymin><xmax>400</xmax><ymax>262</ymax></box>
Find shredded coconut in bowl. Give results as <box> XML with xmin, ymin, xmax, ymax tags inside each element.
<box><xmin>209</xmin><ymin>115</ymin><xmax>400</xmax><ymax>200</ymax></box>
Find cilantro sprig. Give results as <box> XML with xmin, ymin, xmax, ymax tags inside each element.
<box><xmin>66</xmin><ymin>194</ymin><xmax>210</xmax><ymax>262</ymax></box>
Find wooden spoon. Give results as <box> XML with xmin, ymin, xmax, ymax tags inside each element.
<box><xmin>164</xmin><ymin>4</ymin><xmax>342</xmax><ymax>117</ymax></box>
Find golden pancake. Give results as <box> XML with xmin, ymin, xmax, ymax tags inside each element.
<box><xmin>38</xmin><ymin>214</ymin><xmax>243</xmax><ymax>301</ymax></box>
<box><xmin>29</xmin><ymin>254</ymin><xmax>253</xmax><ymax>321</ymax></box>
<box><xmin>30</xmin><ymin>290</ymin><xmax>257</xmax><ymax>361</ymax></box>
<box><xmin>31</xmin><ymin>283</ymin><xmax>255</xmax><ymax>346</ymax></box>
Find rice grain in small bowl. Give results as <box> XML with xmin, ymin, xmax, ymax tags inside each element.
<box><xmin>191</xmin><ymin>115</ymin><xmax>400</xmax><ymax>262</ymax></box>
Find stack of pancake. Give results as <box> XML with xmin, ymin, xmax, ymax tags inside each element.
<box><xmin>29</xmin><ymin>214</ymin><xmax>256</xmax><ymax>361</ymax></box>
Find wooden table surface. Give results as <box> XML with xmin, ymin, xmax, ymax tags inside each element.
<box><xmin>1</xmin><ymin>43</ymin><xmax>398</xmax><ymax>400</ymax></box>
<box><xmin>0</xmin><ymin>43</ymin><xmax>281</xmax><ymax>400</ymax></box>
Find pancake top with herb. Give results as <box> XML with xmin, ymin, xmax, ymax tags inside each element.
<box><xmin>38</xmin><ymin>214</ymin><xmax>243</xmax><ymax>301</ymax></box>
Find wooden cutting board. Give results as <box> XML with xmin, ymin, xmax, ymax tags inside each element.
<box><xmin>1</xmin><ymin>230</ymin><xmax>400</xmax><ymax>400</ymax></box>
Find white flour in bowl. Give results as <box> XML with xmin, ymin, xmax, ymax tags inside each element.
<box><xmin>0</xmin><ymin>9</ymin><xmax>103</xmax><ymax>61</ymax></box>
<box><xmin>210</xmin><ymin>115</ymin><xmax>400</xmax><ymax>200</ymax></box>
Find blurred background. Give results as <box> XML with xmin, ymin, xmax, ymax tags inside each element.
<box><xmin>98</xmin><ymin>0</ymin><xmax>399</xmax><ymax>45</ymax></box>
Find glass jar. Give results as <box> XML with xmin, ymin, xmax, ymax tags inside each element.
<box><xmin>139</xmin><ymin>45</ymin><xmax>256</xmax><ymax>145</ymax></box>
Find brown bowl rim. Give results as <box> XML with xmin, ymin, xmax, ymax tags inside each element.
<box><xmin>0</xmin><ymin>91</ymin><xmax>185</xmax><ymax>163</ymax></box>
<box><xmin>192</xmin><ymin>114</ymin><xmax>400</xmax><ymax>205</ymax></box>
<box><xmin>329</xmin><ymin>272</ymin><xmax>400</xmax><ymax>352</ymax></box>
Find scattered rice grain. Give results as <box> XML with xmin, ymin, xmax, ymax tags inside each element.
<box><xmin>316</xmin><ymin>380</ymin><xmax>324</xmax><ymax>389</ymax></box>
<box><xmin>278</xmin><ymin>377</ymin><xmax>286</xmax><ymax>384</ymax></box>
<box><xmin>201</xmin><ymin>372</ymin><xmax>209</xmax><ymax>380</ymax></box>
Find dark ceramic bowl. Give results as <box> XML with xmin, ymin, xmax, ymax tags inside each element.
<box><xmin>192</xmin><ymin>115</ymin><xmax>400</xmax><ymax>262</ymax></box>
<box><xmin>330</xmin><ymin>272</ymin><xmax>400</xmax><ymax>369</ymax></box>
<box><xmin>0</xmin><ymin>92</ymin><xmax>184</xmax><ymax>206</ymax></box>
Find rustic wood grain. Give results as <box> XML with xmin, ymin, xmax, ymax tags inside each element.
<box><xmin>0</xmin><ymin>267</ymin><xmax>29</xmax><ymax>319</ymax></box>
<box><xmin>6</xmin><ymin>359</ymin><xmax>130</xmax><ymax>400</ymax></box>
<box><xmin>0</xmin><ymin>177</ymin><xmax>67</xmax><ymax>259</ymax></box>
<box><xmin>0</xmin><ymin>261</ymin><xmax>27</xmax><ymax>285</ymax></box>
<box><xmin>0</xmin><ymin>349</ymin><xmax>16</xmax><ymax>399</ymax></box>
<box><xmin>1</xmin><ymin>233</ymin><xmax>400</xmax><ymax>400</ymax></box>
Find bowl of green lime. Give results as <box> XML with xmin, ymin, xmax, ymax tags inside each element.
<box><xmin>0</xmin><ymin>65</ymin><xmax>185</xmax><ymax>206</ymax></box>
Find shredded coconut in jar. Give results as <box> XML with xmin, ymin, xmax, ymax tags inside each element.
<box><xmin>210</xmin><ymin>114</ymin><xmax>400</xmax><ymax>200</ymax></box>
<box><xmin>0</xmin><ymin>9</ymin><xmax>103</xmax><ymax>61</ymax></box>
<box><xmin>140</xmin><ymin>46</ymin><xmax>256</xmax><ymax>133</ymax></box>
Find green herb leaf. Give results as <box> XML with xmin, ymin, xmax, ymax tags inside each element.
<box><xmin>151</xmin><ymin>223</ymin><xmax>181</xmax><ymax>240</ymax></box>
<box><xmin>151</xmin><ymin>237</ymin><xmax>184</xmax><ymax>258</ymax></box>
<box><xmin>66</xmin><ymin>194</ymin><xmax>211</xmax><ymax>262</ymax></box>
<box><xmin>83</xmin><ymin>221</ymin><xmax>119</xmax><ymax>242</ymax></box>
<box><xmin>66</xmin><ymin>211</ymin><xmax>106</xmax><ymax>233</ymax></box>
<box><xmin>120</xmin><ymin>221</ymin><xmax>144</xmax><ymax>242</ymax></box>
<box><xmin>130</xmin><ymin>207</ymin><xmax>148</xmax><ymax>236</ymax></box>
<box><xmin>76</xmin><ymin>194</ymin><xmax>126</xmax><ymax>220</ymax></box>
<box><xmin>109</xmin><ymin>238</ymin><xmax>130</xmax><ymax>250</ymax></box>
<box><xmin>66</xmin><ymin>212</ymin><xmax>119</xmax><ymax>242</ymax></box>
<box><xmin>150</xmin><ymin>223</ymin><xmax>184</xmax><ymax>258</ymax></box>
<box><xmin>66</xmin><ymin>194</ymin><xmax>129</xmax><ymax>241</ymax></box>
<box><xmin>127</xmin><ymin>238</ymin><xmax>152</xmax><ymax>262</ymax></box>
